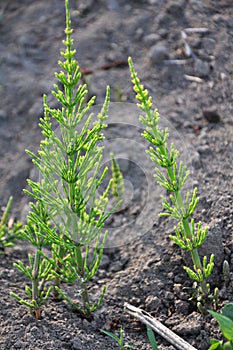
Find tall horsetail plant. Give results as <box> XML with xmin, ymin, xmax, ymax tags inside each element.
<box><xmin>11</xmin><ymin>0</ymin><xmax>116</xmax><ymax>317</ymax></box>
<box><xmin>128</xmin><ymin>57</ymin><xmax>218</xmax><ymax>311</ymax></box>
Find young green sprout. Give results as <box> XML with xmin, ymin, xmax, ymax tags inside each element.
<box><xmin>147</xmin><ymin>325</ymin><xmax>158</xmax><ymax>350</ymax></box>
<box><xmin>100</xmin><ymin>328</ymin><xmax>135</xmax><ymax>349</ymax></box>
<box><xmin>128</xmin><ymin>56</ymin><xmax>217</xmax><ymax>311</ymax></box>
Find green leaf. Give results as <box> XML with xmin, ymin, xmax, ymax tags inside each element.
<box><xmin>223</xmin><ymin>341</ymin><xmax>233</xmax><ymax>350</ymax></box>
<box><xmin>100</xmin><ymin>329</ymin><xmax>122</xmax><ymax>345</ymax></box>
<box><xmin>222</xmin><ymin>304</ymin><xmax>233</xmax><ymax>322</ymax></box>
<box><xmin>209</xmin><ymin>339</ymin><xmax>223</xmax><ymax>350</ymax></box>
<box><xmin>209</xmin><ymin>310</ymin><xmax>233</xmax><ymax>341</ymax></box>
<box><xmin>147</xmin><ymin>325</ymin><xmax>158</xmax><ymax>350</ymax></box>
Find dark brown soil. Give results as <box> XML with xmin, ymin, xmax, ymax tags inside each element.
<box><xmin>0</xmin><ymin>0</ymin><xmax>233</xmax><ymax>349</ymax></box>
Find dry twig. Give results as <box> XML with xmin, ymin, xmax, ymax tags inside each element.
<box><xmin>124</xmin><ymin>303</ymin><xmax>198</xmax><ymax>350</ymax></box>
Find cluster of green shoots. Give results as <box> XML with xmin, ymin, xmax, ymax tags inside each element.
<box><xmin>10</xmin><ymin>0</ymin><xmax>121</xmax><ymax>318</ymax></box>
<box><xmin>128</xmin><ymin>57</ymin><xmax>218</xmax><ymax>312</ymax></box>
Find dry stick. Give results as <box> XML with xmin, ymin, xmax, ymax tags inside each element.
<box><xmin>124</xmin><ymin>303</ymin><xmax>198</xmax><ymax>350</ymax></box>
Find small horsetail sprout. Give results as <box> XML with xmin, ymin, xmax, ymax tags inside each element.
<box><xmin>0</xmin><ymin>196</ymin><xmax>22</xmax><ymax>253</ymax></box>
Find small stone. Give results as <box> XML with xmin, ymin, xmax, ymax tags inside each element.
<box><xmin>77</xmin><ymin>0</ymin><xmax>94</xmax><ymax>14</ymax></box>
<box><xmin>197</xmin><ymin>144</ymin><xmax>210</xmax><ymax>154</ymax></box>
<box><xmin>166</xmin><ymin>0</ymin><xmax>185</xmax><ymax>16</ymax></box>
<box><xmin>14</xmin><ymin>341</ymin><xmax>29</xmax><ymax>349</ymax></box>
<box><xmin>173</xmin><ymin>312</ymin><xmax>201</xmax><ymax>335</ymax></box>
<box><xmin>148</xmin><ymin>0</ymin><xmax>160</xmax><ymax>4</ymax></box>
<box><xmin>104</xmin><ymin>0</ymin><xmax>120</xmax><ymax>11</ymax></box>
<box><xmin>135</xmin><ymin>27</ymin><xmax>144</xmax><ymax>40</ymax></box>
<box><xmin>164</xmin><ymin>291</ymin><xmax>174</xmax><ymax>301</ymax></box>
<box><xmin>202</xmin><ymin>108</ymin><xmax>221</xmax><ymax>123</ymax></box>
<box><xmin>100</xmin><ymin>254</ymin><xmax>110</xmax><ymax>269</ymax></box>
<box><xmin>220</xmin><ymin>72</ymin><xmax>226</xmax><ymax>80</ymax></box>
<box><xmin>149</xmin><ymin>42</ymin><xmax>169</xmax><ymax>65</ymax></box>
<box><xmin>190</xmin><ymin>150</ymin><xmax>201</xmax><ymax>169</ymax></box>
<box><xmin>0</xmin><ymin>110</ymin><xmax>7</xmax><ymax>120</ymax></box>
<box><xmin>21</xmin><ymin>314</ymin><xmax>35</xmax><ymax>325</ymax></box>
<box><xmin>201</xmin><ymin>37</ymin><xmax>216</xmax><ymax>53</ymax></box>
<box><xmin>227</xmin><ymin>18</ymin><xmax>233</xmax><ymax>28</ymax></box>
<box><xmin>109</xmin><ymin>260</ymin><xmax>123</xmax><ymax>272</ymax></box>
<box><xmin>143</xmin><ymin>33</ymin><xmax>160</xmax><ymax>46</ymax></box>
<box><xmin>200</xmin><ymin>225</ymin><xmax>224</xmax><ymax>268</ymax></box>
<box><xmin>4</xmin><ymin>53</ymin><xmax>21</xmax><ymax>65</ymax></box>
<box><xmin>145</xmin><ymin>295</ymin><xmax>161</xmax><ymax>310</ymax></box>
<box><xmin>175</xmin><ymin>300</ymin><xmax>190</xmax><ymax>315</ymax></box>
<box><xmin>73</xmin><ymin>337</ymin><xmax>83</xmax><ymax>350</ymax></box>
<box><xmin>18</xmin><ymin>34</ymin><xmax>37</xmax><ymax>47</ymax></box>
<box><xmin>194</xmin><ymin>59</ymin><xmax>210</xmax><ymax>77</ymax></box>
<box><xmin>176</xmin><ymin>97</ymin><xmax>184</xmax><ymax>105</ymax></box>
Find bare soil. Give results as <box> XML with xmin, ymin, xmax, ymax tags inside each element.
<box><xmin>0</xmin><ymin>0</ymin><xmax>233</xmax><ymax>349</ymax></box>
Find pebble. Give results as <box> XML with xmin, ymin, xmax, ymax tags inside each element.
<box><xmin>164</xmin><ymin>291</ymin><xmax>174</xmax><ymax>301</ymax></box>
<box><xmin>78</xmin><ymin>0</ymin><xmax>94</xmax><ymax>14</ymax></box>
<box><xmin>166</xmin><ymin>0</ymin><xmax>186</xmax><ymax>16</ymax></box>
<box><xmin>173</xmin><ymin>312</ymin><xmax>201</xmax><ymax>335</ymax></box>
<box><xmin>104</xmin><ymin>0</ymin><xmax>120</xmax><ymax>12</ymax></box>
<box><xmin>145</xmin><ymin>295</ymin><xmax>161</xmax><ymax>309</ymax></box>
<box><xmin>175</xmin><ymin>299</ymin><xmax>190</xmax><ymax>315</ymax></box>
<box><xmin>201</xmin><ymin>37</ymin><xmax>216</xmax><ymax>53</ymax></box>
<box><xmin>197</xmin><ymin>144</ymin><xmax>210</xmax><ymax>154</ymax></box>
<box><xmin>0</xmin><ymin>109</ymin><xmax>7</xmax><ymax>120</ymax></box>
<box><xmin>4</xmin><ymin>53</ymin><xmax>21</xmax><ymax>66</ymax></box>
<box><xmin>13</xmin><ymin>341</ymin><xmax>29</xmax><ymax>349</ymax></box>
<box><xmin>200</xmin><ymin>225</ymin><xmax>224</xmax><ymax>267</ymax></box>
<box><xmin>148</xmin><ymin>0</ymin><xmax>160</xmax><ymax>4</ymax></box>
<box><xmin>135</xmin><ymin>27</ymin><xmax>144</xmax><ymax>40</ymax></box>
<box><xmin>190</xmin><ymin>150</ymin><xmax>201</xmax><ymax>169</ymax></box>
<box><xmin>143</xmin><ymin>33</ymin><xmax>160</xmax><ymax>46</ymax></box>
<box><xmin>220</xmin><ymin>72</ymin><xmax>226</xmax><ymax>80</ymax></box>
<box><xmin>149</xmin><ymin>42</ymin><xmax>169</xmax><ymax>65</ymax></box>
<box><xmin>194</xmin><ymin>58</ymin><xmax>210</xmax><ymax>77</ymax></box>
<box><xmin>109</xmin><ymin>260</ymin><xmax>124</xmax><ymax>272</ymax></box>
<box><xmin>18</xmin><ymin>34</ymin><xmax>37</xmax><ymax>47</ymax></box>
<box><xmin>99</xmin><ymin>254</ymin><xmax>110</xmax><ymax>269</ymax></box>
<box><xmin>227</xmin><ymin>18</ymin><xmax>233</xmax><ymax>28</ymax></box>
<box><xmin>73</xmin><ymin>337</ymin><xmax>84</xmax><ymax>350</ymax></box>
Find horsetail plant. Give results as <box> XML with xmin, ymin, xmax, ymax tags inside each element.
<box><xmin>11</xmin><ymin>0</ymin><xmax>116</xmax><ymax>317</ymax></box>
<box><xmin>128</xmin><ymin>57</ymin><xmax>217</xmax><ymax>310</ymax></box>
<box><xmin>0</xmin><ymin>196</ymin><xmax>22</xmax><ymax>253</ymax></box>
<box><xmin>111</xmin><ymin>152</ymin><xmax>124</xmax><ymax>202</ymax></box>
<box><xmin>10</xmin><ymin>202</ymin><xmax>54</xmax><ymax>319</ymax></box>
